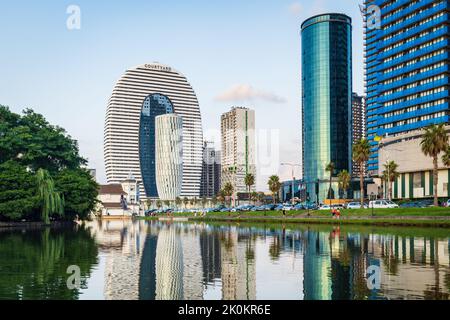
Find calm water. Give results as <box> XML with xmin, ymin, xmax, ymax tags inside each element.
<box><xmin>0</xmin><ymin>220</ymin><xmax>449</xmax><ymax>300</ymax></box>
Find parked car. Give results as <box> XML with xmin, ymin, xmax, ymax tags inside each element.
<box><xmin>220</xmin><ymin>208</ymin><xmax>231</xmax><ymax>212</ymax></box>
<box><xmin>282</xmin><ymin>204</ymin><xmax>294</xmax><ymax>211</ymax></box>
<box><xmin>369</xmin><ymin>199</ymin><xmax>399</xmax><ymax>209</ymax></box>
<box><xmin>294</xmin><ymin>203</ymin><xmax>304</xmax><ymax>210</ymax></box>
<box><xmin>274</xmin><ymin>205</ymin><xmax>284</xmax><ymax>211</ymax></box>
<box><xmin>446</xmin><ymin>199</ymin><xmax>450</xmax><ymax>207</ymax></box>
<box><xmin>318</xmin><ymin>205</ymin><xmax>331</xmax><ymax>210</ymax></box>
<box><xmin>346</xmin><ymin>202</ymin><xmax>367</xmax><ymax>209</ymax></box>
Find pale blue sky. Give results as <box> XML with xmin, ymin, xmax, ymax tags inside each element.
<box><xmin>0</xmin><ymin>0</ymin><xmax>364</xmax><ymax>190</ymax></box>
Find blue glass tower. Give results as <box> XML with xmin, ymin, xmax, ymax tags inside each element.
<box><xmin>139</xmin><ymin>94</ymin><xmax>174</xmax><ymax>197</ymax></box>
<box><xmin>365</xmin><ymin>0</ymin><xmax>450</xmax><ymax>176</ymax></box>
<box><xmin>301</xmin><ymin>14</ymin><xmax>353</xmax><ymax>203</ymax></box>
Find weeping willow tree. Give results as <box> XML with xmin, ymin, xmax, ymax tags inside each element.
<box><xmin>36</xmin><ymin>169</ymin><xmax>64</xmax><ymax>224</ymax></box>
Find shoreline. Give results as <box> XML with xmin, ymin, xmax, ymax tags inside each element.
<box><xmin>140</xmin><ymin>214</ymin><xmax>450</xmax><ymax>228</ymax></box>
<box><xmin>0</xmin><ymin>221</ymin><xmax>77</xmax><ymax>230</ymax></box>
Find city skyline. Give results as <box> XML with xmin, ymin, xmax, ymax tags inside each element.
<box><xmin>0</xmin><ymin>0</ymin><xmax>365</xmax><ymax>191</ymax></box>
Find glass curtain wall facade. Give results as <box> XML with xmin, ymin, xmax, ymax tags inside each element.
<box><xmin>365</xmin><ymin>0</ymin><xmax>450</xmax><ymax>176</ymax></box>
<box><xmin>301</xmin><ymin>14</ymin><xmax>352</xmax><ymax>203</ymax></box>
<box><xmin>139</xmin><ymin>94</ymin><xmax>174</xmax><ymax>197</ymax></box>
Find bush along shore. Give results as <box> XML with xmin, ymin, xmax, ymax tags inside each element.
<box><xmin>140</xmin><ymin>207</ymin><xmax>450</xmax><ymax>228</ymax></box>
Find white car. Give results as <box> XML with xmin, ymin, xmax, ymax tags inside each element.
<box><xmin>369</xmin><ymin>200</ymin><xmax>399</xmax><ymax>209</ymax></box>
<box><xmin>346</xmin><ymin>202</ymin><xmax>367</xmax><ymax>209</ymax></box>
<box><xmin>282</xmin><ymin>204</ymin><xmax>294</xmax><ymax>211</ymax></box>
<box><xmin>318</xmin><ymin>205</ymin><xmax>331</xmax><ymax>210</ymax></box>
<box><xmin>446</xmin><ymin>199</ymin><xmax>450</xmax><ymax>207</ymax></box>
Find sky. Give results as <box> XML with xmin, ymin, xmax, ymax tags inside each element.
<box><xmin>0</xmin><ymin>0</ymin><xmax>364</xmax><ymax>191</ymax></box>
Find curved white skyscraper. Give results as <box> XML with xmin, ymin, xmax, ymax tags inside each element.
<box><xmin>155</xmin><ymin>114</ymin><xmax>183</xmax><ymax>200</ymax></box>
<box><xmin>104</xmin><ymin>63</ymin><xmax>203</xmax><ymax>198</ymax></box>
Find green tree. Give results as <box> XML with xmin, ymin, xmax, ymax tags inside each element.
<box><xmin>337</xmin><ymin>170</ymin><xmax>351</xmax><ymax>199</ymax></box>
<box><xmin>0</xmin><ymin>161</ymin><xmax>38</xmax><ymax>221</ymax></box>
<box><xmin>183</xmin><ymin>197</ymin><xmax>189</xmax><ymax>209</ymax></box>
<box><xmin>268</xmin><ymin>175</ymin><xmax>281</xmax><ymax>204</ymax></box>
<box><xmin>223</xmin><ymin>183</ymin><xmax>234</xmax><ymax>207</ymax></box>
<box><xmin>443</xmin><ymin>146</ymin><xmax>450</xmax><ymax>167</ymax></box>
<box><xmin>164</xmin><ymin>200</ymin><xmax>170</xmax><ymax>208</ymax></box>
<box><xmin>156</xmin><ymin>200</ymin><xmax>162</xmax><ymax>209</ymax></box>
<box><xmin>201</xmin><ymin>196</ymin><xmax>208</xmax><ymax>208</ymax></box>
<box><xmin>250</xmin><ymin>191</ymin><xmax>258</xmax><ymax>205</ymax></box>
<box><xmin>54</xmin><ymin>168</ymin><xmax>98</xmax><ymax>220</ymax></box>
<box><xmin>420</xmin><ymin>124</ymin><xmax>448</xmax><ymax>206</ymax></box>
<box><xmin>211</xmin><ymin>195</ymin><xmax>218</xmax><ymax>207</ymax></box>
<box><xmin>353</xmin><ymin>139</ymin><xmax>371</xmax><ymax>207</ymax></box>
<box><xmin>175</xmin><ymin>196</ymin><xmax>182</xmax><ymax>209</ymax></box>
<box><xmin>217</xmin><ymin>190</ymin><xmax>226</xmax><ymax>205</ymax></box>
<box><xmin>36</xmin><ymin>169</ymin><xmax>64</xmax><ymax>224</ymax></box>
<box><xmin>325</xmin><ymin>162</ymin><xmax>335</xmax><ymax>200</ymax></box>
<box><xmin>0</xmin><ymin>107</ymin><xmax>86</xmax><ymax>173</ymax></box>
<box><xmin>244</xmin><ymin>173</ymin><xmax>255</xmax><ymax>198</ymax></box>
<box><xmin>382</xmin><ymin>161</ymin><xmax>400</xmax><ymax>201</ymax></box>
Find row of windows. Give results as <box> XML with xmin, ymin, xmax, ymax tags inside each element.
<box><xmin>382</xmin><ymin>61</ymin><xmax>446</xmax><ymax>85</ymax></box>
<box><xmin>384</xmin><ymin>36</ymin><xmax>446</xmax><ymax>63</ymax></box>
<box><xmin>382</xmin><ymin>25</ymin><xmax>445</xmax><ymax>53</ymax></box>
<box><xmin>384</xmin><ymin>99</ymin><xmax>447</xmax><ymax>118</ymax></box>
<box><xmin>382</xmin><ymin>75</ymin><xmax>446</xmax><ymax>96</ymax></box>
<box><xmin>383</xmin><ymin>1</ymin><xmax>443</xmax><ymax>31</ymax></box>
<box><xmin>384</xmin><ymin>111</ymin><xmax>447</xmax><ymax>129</ymax></box>
<box><xmin>383</xmin><ymin>49</ymin><xmax>445</xmax><ymax>75</ymax></box>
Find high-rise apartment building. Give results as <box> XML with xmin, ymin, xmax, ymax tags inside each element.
<box><xmin>200</xmin><ymin>141</ymin><xmax>221</xmax><ymax>198</ymax></box>
<box><xmin>104</xmin><ymin>63</ymin><xmax>203</xmax><ymax>198</ymax></box>
<box><xmin>364</xmin><ymin>0</ymin><xmax>450</xmax><ymax>176</ymax></box>
<box><xmin>352</xmin><ymin>93</ymin><xmax>366</xmax><ymax>178</ymax></box>
<box><xmin>301</xmin><ymin>14</ymin><xmax>353</xmax><ymax>202</ymax></box>
<box><xmin>221</xmin><ymin>107</ymin><xmax>256</xmax><ymax>194</ymax></box>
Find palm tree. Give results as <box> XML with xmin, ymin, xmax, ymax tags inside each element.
<box><xmin>442</xmin><ymin>146</ymin><xmax>450</xmax><ymax>167</ymax></box>
<box><xmin>250</xmin><ymin>191</ymin><xmax>258</xmax><ymax>205</ymax></box>
<box><xmin>156</xmin><ymin>200</ymin><xmax>162</xmax><ymax>209</ymax></box>
<box><xmin>382</xmin><ymin>161</ymin><xmax>400</xmax><ymax>201</ymax></box>
<box><xmin>175</xmin><ymin>196</ymin><xmax>182</xmax><ymax>209</ymax></box>
<box><xmin>268</xmin><ymin>175</ymin><xmax>281</xmax><ymax>204</ymax></box>
<box><xmin>164</xmin><ymin>200</ymin><xmax>170</xmax><ymax>208</ymax></box>
<box><xmin>353</xmin><ymin>138</ymin><xmax>371</xmax><ymax>207</ymax></box>
<box><xmin>217</xmin><ymin>190</ymin><xmax>226</xmax><ymax>205</ymax></box>
<box><xmin>420</xmin><ymin>124</ymin><xmax>448</xmax><ymax>206</ymax></box>
<box><xmin>244</xmin><ymin>173</ymin><xmax>255</xmax><ymax>198</ymax></box>
<box><xmin>325</xmin><ymin>162</ymin><xmax>335</xmax><ymax>200</ymax></box>
<box><xmin>223</xmin><ymin>183</ymin><xmax>234</xmax><ymax>207</ymax></box>
<box><xmin>201</xmin><ymin>196</ymin><xmax>208</xmax><ymax>208</ymax></box>
<box><xmin>211</xmin><ymin>195</ymin><xmax>218</xmax><ymax>207</ymax></box>
<box><xmin>337</xmin><ymin>170</ymin><xmax>351</xmax><ymax>199</ymax></box>
<box><xmin>36</xmin><ymin>168</ymin><xmax>64</xmax><ymax>224</ymax></box>
<box><xmin>257</xmin><ymin>192</ymin><xmax>266</xmax><ymax>205</ymax></box>
<box><xmin>183</xmin><ymin>197</ymin><xmax>189</xmax><ymax>209</ymax></box>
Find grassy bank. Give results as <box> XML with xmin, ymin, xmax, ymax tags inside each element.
<box><xmin>140</xmin><ymin>207</ymin><xmax>450</xmax><ymax>228</ymax></box>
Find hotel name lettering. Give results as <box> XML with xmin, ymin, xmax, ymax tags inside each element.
<box><xmin>144</xmin><ymin>64</ymin><xmax>172</xmax><ymax>72</ymax></box>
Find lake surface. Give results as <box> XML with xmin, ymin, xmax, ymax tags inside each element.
<box><xmin>0</xmin><ymin>219</ymin><xmax>449</xmax><ymax>300</ymax></box>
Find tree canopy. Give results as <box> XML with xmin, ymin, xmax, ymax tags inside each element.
<box><xmin>0</xmin><ymin>105</ymin><xmax>98</xmax><ymax>221</ymax></box>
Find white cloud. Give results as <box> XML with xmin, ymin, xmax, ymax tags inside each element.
<box><xmin>288</xmin><ymin>2</ymin><xmax>303</xmax><ymax>15</ymax></box>
<box><xmin>215</xmin><ymin>84</ymin><xmax>286</xmax><ymax>104</ymax></box>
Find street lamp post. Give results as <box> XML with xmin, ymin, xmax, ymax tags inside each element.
<box><xmin>281</xmin><ymin>163</ymin><xmax>302</xmax><ymax>205</ymax></box>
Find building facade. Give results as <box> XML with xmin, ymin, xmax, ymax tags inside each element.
<box><xmin>378</xmin><ymin>125</ymin><xmax>450</xmax><ymax>200</ymax></box>
<box><xmin>301</xmin><ymin>14</ymin><xmax>353</xmax><ymax>202</ymax></box>
<box><xmin>221</xmin><ymin>107</ymin><xmax>256</xmax><ymax>194</ymax></box>
<box><xmin>352</xmin><ymin>93</ymin><xmax>367</xmax><ymax>178</ymax></box>
<box><xmin>200</xmin><ymin>141</ymin><xmax>221</xmax><ymax>198</ymax></box>
<box><xmin>155</xmin><ymin>114</ymin><xmax>183</xmax><ymax>200</ymax></box>
<box><xmin>364</xmin><ymin>0</ymin><xmax>450</xmax><ymax>176</ymax></box>
<box><xmin>104</xmin><ymin>63</ymin><xmax>203</xmax><ymax>199</ymax></box>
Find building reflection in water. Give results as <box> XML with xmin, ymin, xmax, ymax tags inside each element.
<box><xmin>86</xmin><ymin>220</ymin><xmax>450</xmax><ymax>300</ymax></box>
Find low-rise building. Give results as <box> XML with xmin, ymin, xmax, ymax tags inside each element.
<box><xmin>378</xmin><ymin>126</ymin><xmax>450</xmax><ymax>200</ymax></box>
